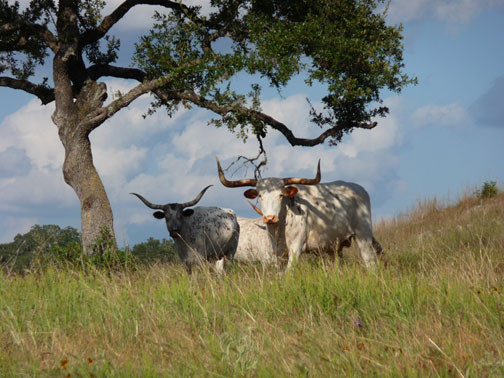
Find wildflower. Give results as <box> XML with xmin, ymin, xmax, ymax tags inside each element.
<box><xmin>60</xmin><ymin>359</ymin><xmax>69</xmax><ymax>368</ymax></box>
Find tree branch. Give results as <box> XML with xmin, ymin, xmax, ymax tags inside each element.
<box><xmin>0</xmin><ymin>76</ymin><xmax>54</xmax><ymax>104</ymax></box>
<box><xmin>228</xmin><ymin>134</ymin><xmax>267</xmax><ymax>180</ymax></box>
<box><xmin>81</xmin><ymin>72</ymin><xmax>377</xmax><ymax>146</ymax></box>
<box><xmin>157</xmin><ymin>88</ymin><xmax>378</xmax><ymax>147</ymax></box>
<box><xmin>80</xmin><ymin>0</ymin><xmax>200</xmax><ymax>47</ymax></box>
<box><xmin>0</xmin><ymin>64</ymin><xmax>146</xmax><ymax>106</ymax></box>
<box><xmin>87</xmin><ymin>64</ymin><xmax>146</xmax><ymax>81</ymax></box>
<box><xmin>0</xmin><ymin>22</ymin><xmax>58</xmax><ymax>53</ymax></box>
<box><xmin>81</xmin><ymin>76</ymin><xmax>162</xmax><ymax>131</ymax></box>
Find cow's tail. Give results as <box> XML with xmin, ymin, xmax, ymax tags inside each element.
<box><xmin>372</xmin><ymin>237</ymin><xmax>384</xmax><ymax>257</ymax></box>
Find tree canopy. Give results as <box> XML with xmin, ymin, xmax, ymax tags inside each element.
<box><xmin>0</xmin><ymin>0</ymin><xmax>415</xmax><ymax>252</ymax></box>
<box><xmin>134</xmin><ymin>0</ymin><xmax>414</xmax><ymax>145</ymax></box>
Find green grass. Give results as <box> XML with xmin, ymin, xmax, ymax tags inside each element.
<box><xmin>1</xmin><ymin>192</ymin><xmax>503</xmax><ymax>377</ymax></box>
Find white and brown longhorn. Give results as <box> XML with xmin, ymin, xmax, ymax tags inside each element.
<box><xmin>217</xmin><ymin>157</ymin><xmax>383</xmax><ymax>270</ymax></box>
<box><xmin>217</xmin><ymin>158</ymin><xmax>320</xmax><ymax>224</ymax></box>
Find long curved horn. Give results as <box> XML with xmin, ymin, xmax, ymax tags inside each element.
<box><xmin>130</xmin><ymin>193</ymin><xmax>165</xmax><ymax>209</ymax></box>
<box><xmin>180</xmin><ymin>185</ymin><xmax>213</xmax><ymax>209</ymax></box>
<box><xmin>216</xmin><ymin>157</ymin><xmax>257</xmax><ymax>187</ymax></box>
<box><xmin>283</xmin><ymin>159</ymin><xmax>321</xmax><ymax>185</ymax></box>
<box><xmin>247</xmin><ymin>200</ymin><xmax>263</xmax><ymax>216</ymax></box>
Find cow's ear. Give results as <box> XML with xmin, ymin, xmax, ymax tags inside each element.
<box><xmin>244</xmin><ymin>189</ymin><xmax>258</xmax><ymax>199</ymax></box>
<box><xmin>182</xmin><ymin>209</ymin><xmax>194</xmax><ymax>217</ymax></box>
<box><xmin>284</xmin><ymin>186</ymin><xmax>298</xmax><ymax>197</ymax></box>
<box><xmin>153</xmin><ymin>211</ymin><xmax>165</xmax><ymax>219</ymax></box>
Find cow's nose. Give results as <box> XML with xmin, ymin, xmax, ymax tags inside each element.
<box><xmin>263</xmin><ymin>215</ymin><xmax>278</xmax><ymax>224</ymax></box>
<box><xmin>169</xmin><ymin>230</ymin><xmax>181</xmax><ymax>238</ymax></box>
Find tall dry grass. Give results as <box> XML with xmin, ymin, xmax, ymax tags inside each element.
<box><xmin>1</xmin><ymin>192</ymin><xmax>503</xmax><ymax>377</ymax></box>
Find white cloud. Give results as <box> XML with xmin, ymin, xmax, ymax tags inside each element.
<box><xmin>0</xmin><ymin>99</ymin><xmax>76</xmax><ymax>214</ymax></box>
<box><xmin>0</xmin><ymin>100</ymin><xmax>62</xmax><ymax>172</ymax></box>
<box><xmin>94</xmin><ymin>145</ymin><xmax>148</xmax><ymax>184</ymax></box>
<box><xmin>0</xmin><ymin>79</ymin><xmax>181</xmax><ymax>211</ymax></box>
<box><xmin>171</xmin><ymin>117</ymin><xmax>258</xmax><ymax>163</ymax></box>
<box><xmin>412</xmin><ymin>103</ymin><xmax>469</xmax><ymax>127</ymax></box>
<box><xmin>385</xmin><ymin>0</ymin><xmax>435</xmax><ymax>24</ymax></box>
<box><xmin>0</xmin><ymin>170</ymin><xmax>75</xmax><ymax>211</ymax></box>
<box><xmin>339</xmin><ymin>98</ymin><xmax>403</xmax><ymax>158</ymax></box>
<box><xmin>261</xmin><ymin>95</ymin><xmax>316</xmax><ymax>138</ymax></box>
<box><xmin>435</xmin><ymin>0</ymin><xmax>479</xmax><ymax>23</ymax></box>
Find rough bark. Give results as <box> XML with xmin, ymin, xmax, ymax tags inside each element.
<box><xmin>60</xmin><ymin>133</ymin><xmax>116</xmax><ymax>254</ymax></box>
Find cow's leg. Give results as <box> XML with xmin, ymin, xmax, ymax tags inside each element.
<box><xmin>336</xmin><ymin>237</ymin><xmax>352</xmax><ymax>267</ymax></box>
<box><xmin>285</xmin><ymin>238</ymin><xmax>306</xmax><ymax>272</ymax></box>
<box><xmin>336</xmin><ymin>244</ymin><xmax>344</xmax><ymax>267</ymax></box>
<box><xmin>215</xmin><ymin>258</ymin><xmax>225</xmax><ymax>274</ymax></box>
<box><xmin>355</xmin><ymin>236</ymin><xmax>377</xmax><ymax>268</ymax></box>
<box><xmin>286</xmin><ymin>248</ymin><xmax>301</xmax><ymax>271</ymax></box>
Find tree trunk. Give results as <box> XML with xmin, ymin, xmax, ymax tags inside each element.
<box><xmin>49</xmin><ymin>6</ymin><xmax>117</xmax><ymax>255</ymax></box>
<box><xmin>60</xmin><ymin>131</ymin><xmax>116</xmax><ymax>254</ymax></box>
<box><xmin>52</xmin><ymin>51</ymin><xmax>116</xmax><ymax>255</ymax></box>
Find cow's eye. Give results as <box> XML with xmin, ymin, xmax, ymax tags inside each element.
<box><xmin>279</xmin><ymin>194</ymin><xmax>283</xmax><ymax>198</ymax></box>
<box><xmin>259</xmin><ymin>194</ymin><xmax>262</xmax><ymax>199</ymax></box>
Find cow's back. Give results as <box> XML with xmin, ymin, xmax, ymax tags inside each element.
<box><xmin>290</xmin><ymin>181</ymin><xmax>372</xmax><ymax>251</ymax></box>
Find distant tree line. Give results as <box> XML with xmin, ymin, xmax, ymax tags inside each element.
<box><xmin>0</xmin><ymin>225</ymin><xmax>177</xmax><ymax>271</ymax></box>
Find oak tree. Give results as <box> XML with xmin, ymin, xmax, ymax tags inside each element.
<box><xmin>0</xmin><ymin>0</ymin><xmax>415</xmax><ymax>253</ymax></box>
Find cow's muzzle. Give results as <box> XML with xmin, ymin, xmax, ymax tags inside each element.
<box><xmin>263</xmin><ymin>215</ymin><xmax>278</xmax><ymax>224</ymax></box>
<box><xmin>169</xmin><ymin>230</ymin><xmax>181</xmax><ymax>238</ymax></box>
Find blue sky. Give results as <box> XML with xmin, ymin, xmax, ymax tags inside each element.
<box><xmin>1</xmin><ymin>0</ymin><xmax>503</xmax><ymax>246</ymax></box>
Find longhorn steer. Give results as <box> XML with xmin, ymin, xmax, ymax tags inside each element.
<box><xmin>131</xmin><ymin>185</ymin><xmax>239</xmax><ymax>272</ymax></box>
<box><xmin>217</xmin><ymin>158</ymin><xmax>383</xmax><ymax>271</ymax></box>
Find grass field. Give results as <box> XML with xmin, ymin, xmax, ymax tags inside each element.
<box><xmin>1</xmin><ymin>192</ymin><xmax>503</xmax><ymax>377</ymax></box>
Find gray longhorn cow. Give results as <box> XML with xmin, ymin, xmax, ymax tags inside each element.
<box><xmin>217</xmin><ymin>158</ymin><xmax>383</xmax><ymax>270</ymax></box>
<box><xmin>131</xmin><ymin>185</ymin><xmax>239</xmax><ymax>272</ymax></box>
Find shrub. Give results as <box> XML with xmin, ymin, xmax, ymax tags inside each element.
<box><xmin>475</xmin><ymin>180</ymin><xmax>498</xmax><ymax>199</ymax></box>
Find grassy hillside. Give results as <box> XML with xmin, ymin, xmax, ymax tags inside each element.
<box><xmin>1</xmin><ymin>191</ymin><xmax>503</xmax><ymax>377</ymax></box>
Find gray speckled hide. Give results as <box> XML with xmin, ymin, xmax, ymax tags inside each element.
<box><xmin>173</xmin><ymin>207</ymin><xmax>240</xmax><ymax>267</ymax></box>
<box><xmin>132</xmin><ymin>186</ymin><xmax>239</xmax><ymax>272</ymax></box>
